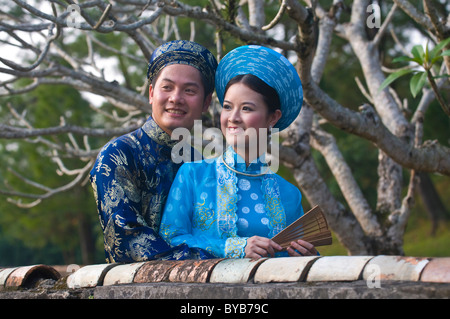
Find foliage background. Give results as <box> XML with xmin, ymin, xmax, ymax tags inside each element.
<box><xmin>0</xmin><ymin>0</ymin><xmax>448</xmax><ymax>266</ymax></box>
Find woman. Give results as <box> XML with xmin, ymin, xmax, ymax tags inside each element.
<box><xmin>159</xmin><ymin>45</ymin><xmax>317</xmax><ymax>259</ymax></box>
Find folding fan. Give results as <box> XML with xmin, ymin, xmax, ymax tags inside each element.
<box><xmin>272</xmin><ymin>205</ymin><xmax>332</xmax><ymax>249</ymax></box>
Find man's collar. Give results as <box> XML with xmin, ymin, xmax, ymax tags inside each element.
<box><xmin>142</xmin><ymin>116</ymin><xmax>178</xmax><ymax>148</ymax></box>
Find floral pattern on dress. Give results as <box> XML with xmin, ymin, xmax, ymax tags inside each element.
<box><xmin>160</xmin><ymin>146</ymin><xmax>303</xmax><ymax>259</ymax></box>
<box><xmin>90</xmin><ymin>116</ymin><xmax>214</xmax><ymax>263</ymax></box>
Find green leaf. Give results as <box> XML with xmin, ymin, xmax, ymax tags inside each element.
<box><xmin>393</xmin><ymin>56</ymin><xmax>416</xmax><ymax>63</ymax></box>
<box><xmin>439</xmin><ymin>49</ymin><xmax>450</xmax><ymax>57</ymax></box>
<box><xmin>410</xmin><ymin>57</ymin><xmax>424</xmax><ymax>65</ymax></box>
<box><xmin>410</xmin><ymin>71</ymin><xmax>427</xmax><ymax>98</ymax></box>
<box><xmin>430</xmin><ymin>50</ymin><xmax>450</xmax><ymax>65</ymax></box>
<box><xmin>378</xmin><ymin>68</ymin><xmax>415</xmax><ymax>92</ymax></box>
<box><xmin>429</xmin><ymin>37</ymin><xmax>450</xmax><ymax>61</ymax></box>
<box><xmin>411</xmin><ymin>44</ymin><xmax>425</xmax><ymax>65</ymax></box>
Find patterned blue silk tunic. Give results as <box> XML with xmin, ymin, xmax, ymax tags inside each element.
<box><xmin>90</xmin><ymin>116</ymin><xmax>213</xmax><ymax>263</ymax></box>
<box><xmin>159</xmin><ymin>147</ymin><xmax>304</xmax><ymax>258</ymax></box>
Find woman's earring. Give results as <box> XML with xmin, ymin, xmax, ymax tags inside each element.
<box><xmin>268</xmin><ymin>125</ymin><xmax>272</xmax><ymax>147</ymax></box>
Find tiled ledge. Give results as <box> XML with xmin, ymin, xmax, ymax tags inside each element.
<box><xmin>70</xmin><ymin>255</ymin><xmax>450</xmax><ymax>287</ymax></box>
<box><xmin>1</xmin><ymin>256</ymin><xmax>449</xmax><ymax>293</ymax></box>
<box><xmin>0</xmin><ymin>264</ymin><xmax>61</xmax><ymax>289</ymax></box>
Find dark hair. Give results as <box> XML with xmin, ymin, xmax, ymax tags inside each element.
<box><xmin>151</xmin><ymin>66</ymin><xmax>212</xmax><ymax>98</ymax></box>
<box><xmin>224</xmin><ymin>74</ymin><xmax>281</xmax><ymax>113</ymax></box>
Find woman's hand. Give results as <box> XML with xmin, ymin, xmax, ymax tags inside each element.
<box><xmin>286</xmin><ymin>239</ymin><xmax>318</xmax><ymax>256</ymax></box>
<box><xmin>244</xmin><ymin>236</ymin><xmax>282</xmax><ymax>260</ymax></box>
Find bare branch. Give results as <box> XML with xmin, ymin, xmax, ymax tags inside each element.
<box><xmin>160</xmin><ymin>0</ymin><xmax>297</xmax><ymax>51</ymax></box>
<box><xmin>393</xmin><ymin>0</ymin><xmax>433</xmax><ymax>31</ymax></box>
<box><xmin>372</xmin><ymin>3</ymin><xmax>397</xmax><ymax>48</ymax></box>
<box><xmin>248</xmin><ymin>0</ymin><xmax>265</xmax><ymax>29</ymax></box>
<box><xmin>310</xmin><ymin>120</ymin><xmax>382</xmax><ymax>237</ymax></box>
<box><xmin>311</xmin><ymin>3</ymin><xmax>341</xmax><ymax>82</ymax></box>
<box><xmin>304</xmin><ymin>79</ymin><xmax>450</xmax><ymax>175</ymax></box>
<box><xmin>7</xmin><ymin>168</ymin><xmax>52</xmax><ymax>193</ymax></box>
<box><xmin>1</xmin><ymin>160</ymin><xmax>94</xmax><ymax>208</ymax></box>
<box><xmin>423</xmin><ymin>0</ymin><xmax>449</xmax><ymax>38</ymax></box>
<box><xmin>0</xmin><ymin>3</ymin><xmax>62</xmax><ymax>73</ymax></box>
<box><xmin>93</xmin><ymin>3</ymin><xmax>112</xmax><ymax>30</ymax></box>
<box><xmin>0</xmin><ymin>123</ymin><xmax>141</xmax><ymax>139</ymax></box>
<box><xmin>262</xmin><ymin>0</ymin><xmax>286</xmax><ymax>31</ymax></box>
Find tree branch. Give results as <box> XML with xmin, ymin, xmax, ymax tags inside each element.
<box><xmin>304</xmin><ymin>80</ymin><xmax>450</xmax><ymax>175</ymax></box>
<box><xmin>160</xmin><ymin>0</ymin><xmax>297</xmax><ymax>51</ymax></box>
<box><xmin>1</xmin><ymin>160</ymin><xmax>94</xmax><ymax>208</ymax></box>
<box><xmin>0</xmin><ymin>123</ymin><xmax>141</xmax><ymax>139</ymax></box>
<box><xmin>372</xmin><ymin>3</ymin><xmax>397</xmax><ymax>48</ymax></box>
<box><xmin>262</xmin><ymin>0</ymin><xmax>286</xmax><ymax>31</ymax></box>
<box><xmin>392</xmin><ymin>0</ymin><xmax>434</xmax><ymax>31</ymax></box>
<box><xmin>310</xmin><ymin>120</ymin><xmax>382</xmax><ymax>237</ymax></box>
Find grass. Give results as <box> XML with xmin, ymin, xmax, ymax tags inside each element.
<box><xmin>403</xmin><ymin>219</ymin><xmax>450</xmax><ymax>257</ymax></box>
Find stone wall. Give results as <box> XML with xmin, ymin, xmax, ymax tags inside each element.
<box><xmin>1</xmin><ymin>255</ymin><xmax>449</xmax><ymax>300</ymax></box>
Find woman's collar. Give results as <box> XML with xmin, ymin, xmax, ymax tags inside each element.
<box><xmin>224</xmin><ymin>146</ymin><xmax>268</xmax><ymax>174</ymax></box>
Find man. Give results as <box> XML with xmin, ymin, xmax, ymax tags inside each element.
<box><xmin>90</xmin><ymin>40</ymin><xmax>218</xmax><ymax>263</ymax></box>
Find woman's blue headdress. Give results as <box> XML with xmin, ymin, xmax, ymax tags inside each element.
<box><xmin>215</xmin><ymin>45</ymin><xmax>303</xmax><ymax>131</ymax></box>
